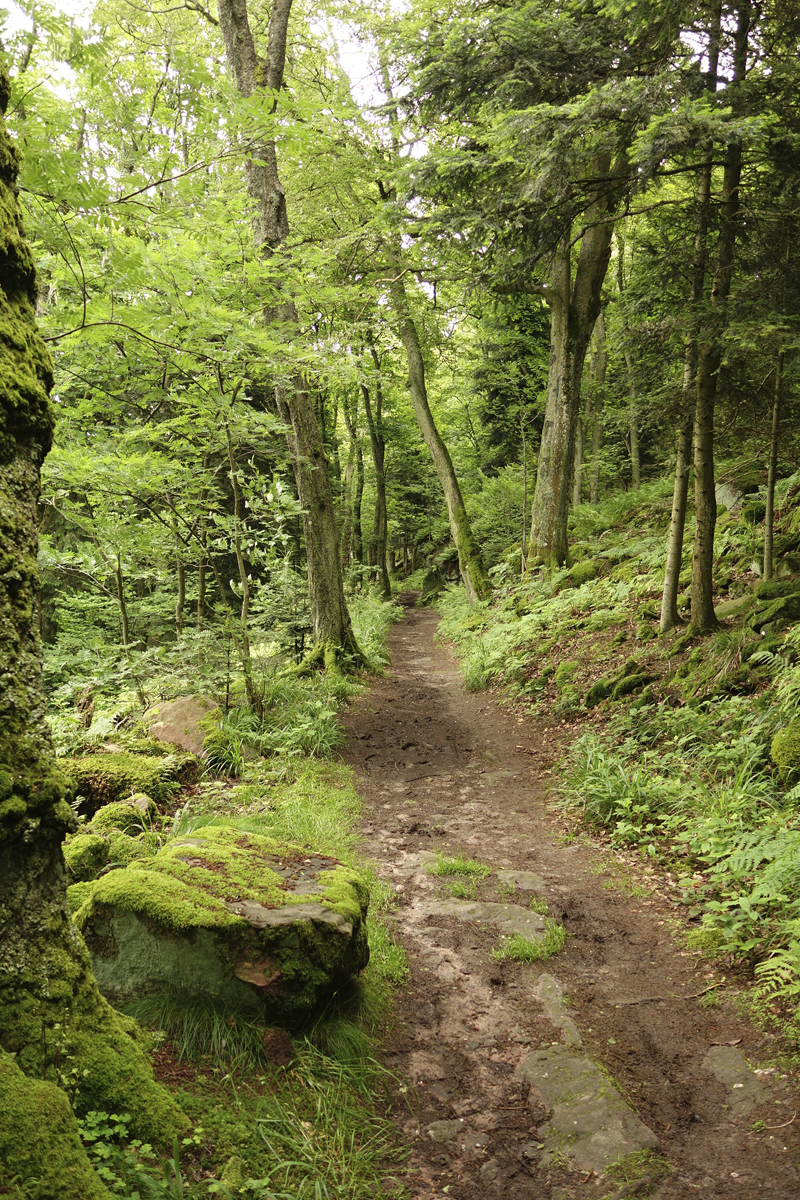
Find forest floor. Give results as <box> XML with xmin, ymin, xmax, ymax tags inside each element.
<box><xmin>340</xmin><ymin>597</ymin><xmax>800</xmax><ymax>1200</ymax></box>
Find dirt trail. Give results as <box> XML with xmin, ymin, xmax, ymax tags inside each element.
<box><xmin>340</xmin><ymin>601</ymin><xmax>800</xmax><ymax>1199</ymax></box>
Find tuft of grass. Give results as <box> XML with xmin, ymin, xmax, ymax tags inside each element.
<box><xmin>492</xmin><ymin>921</ymin><xmax>567</xmax><ymax>963</ymax></box>
<box><xmin>529</xmin><ymin>896</ymin><xmax>549</xmax><ymax>915</ymax></box>
<box><xmin>605</xmin><ymin>1148</ymin><xmax>672</xmax><ymax>1193</ymax></box>
<box><xmin>445</xmin><ymin>878</ymin><xmax>478</xmax><ymax>900</ymax></box>
<box><xmin>428</xmin><ymin>851</ymin><xmax>491</xmax><ymax>879</ymax></box>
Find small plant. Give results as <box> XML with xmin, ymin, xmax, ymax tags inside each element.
<box><xmin>529</xmin><ymin>896</ymin><xmax>549</xmax><ymax>915</ymax></box>
<box><xmin>428</xmin><ymin>851</ymin><xmax>491</xmax><ymax>879</ymax></box>
<box><xmin>445</xmin><ymin>878</ymin><xmax>478</xmax><ymax>900</ymax></box>
<box><xmin>492</xmin><ymin>921</ymin><xmax>567</xmax><ymax>962</ymax></box>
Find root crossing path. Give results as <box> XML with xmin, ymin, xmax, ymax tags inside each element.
<box><xmin>340</xmin><ymin>602</ymin><xmax>800</xmax><ymax>1200</ymax></box>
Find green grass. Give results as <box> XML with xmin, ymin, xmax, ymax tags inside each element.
<box><xmin>491</xmin><ymin>921</ymin><xmax>567</xmax><ymax>963</ymax></box>
<box><xmin>427</xmin><ymin>851</ymin><xmax>491</xmax><ymax>879</ymax></box>
<box><xmin>444</xmin><ymin>878</ymin><xmax>478</xmax><ymax>899</ymax></box>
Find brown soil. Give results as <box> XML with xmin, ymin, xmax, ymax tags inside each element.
<box><xmin>340</xmin><ymin>600</ymin><xmax>800</xmax><ymax>1199</ymax></box>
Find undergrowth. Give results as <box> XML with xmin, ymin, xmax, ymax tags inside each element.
<box><xmin>436</xmin><ymin>481</ymin><xmax>800</xmax><ymax>1017</ymax></box>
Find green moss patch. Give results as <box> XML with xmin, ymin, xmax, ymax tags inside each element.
<box><xmin>771</xmin><ymin>722</ymin><xmax>800</xmax><ymax>786</ymax></box>
<box><xmin>61</xmin><ymin>752</ymin><xmax>194</xmax><ymax>814</ymax></box>
<box><xmin>76</xmin><ymin>825</ymin><xmax>370</xmax><ymax>1022</ymax></box>
<box><xmin>0</xmin><ymin>1051</ymin><xmax>113</xmax><ymax>1200</ymax></box>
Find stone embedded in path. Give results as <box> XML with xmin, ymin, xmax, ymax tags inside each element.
<box><xmin>516</xmin><ymin>1047</ymin><xmax>659</xmax><ymax>1174</ymax></box>
<box><xmin>496</xmin><ymin>869</ymin><xmax>547</xmax><ymax>895</ymax></box>
<box><xmin>425</xmin><ymin>1118</ymin><xmax>465</xmax><ymax>1143</ymax></box>
<box><xmin>703</xmin><ymin>1045</ymin><xmax>768</xmax><ymax>1113</ymax></box>
<box><xmin>418</xmin><ymin>898</ymin><xmax>546</xmax><ymax>941</ymax></box>
<box><xmin>536</xmin><ymin>974</ymin><xmax>583</xmax><ymax>1049</ymax></box>
<box><xmin>75</xmin><ymin>825</ymin><xmax>369</xmax><ymax>1021</ymax></box>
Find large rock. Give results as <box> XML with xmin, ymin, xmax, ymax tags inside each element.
<box><xmin>144</xmin><ymin>695</ymin><xmax>221</xmax><ymax>757</ymax></box>
<box><xmin>62</xmin><ymin>751</ymin><xmax>196</xmax><ymax>815</ymax></box>
<box><xmin>516</xmin><ymin>1046</ymin><xmax>658</xmax><ymax>1174</ymax></box>
<box><xmin>74</xmin><ymin>825</ymin><xmax>370</xmax><ymax>1022</ymax></box>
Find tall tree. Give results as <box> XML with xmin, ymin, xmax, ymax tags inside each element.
<box><xmin>0</xmin><ymin>63</ymin><xmax>181</xmax><ymax>1177</ymax></box>
<box><xmin>217</xmin><ymin>0</ymin><xmax>364</xmax><ymax>665</ymax></box>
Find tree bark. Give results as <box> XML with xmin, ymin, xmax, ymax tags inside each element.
<box><xmin>353</xmin><ymin>440</ymin><xmax>364</xmax><ymax>564</ymax></box>
<box><xmin>217</xmin><ymin>0</ymin><xmax>363</xmax><ymax>665</ymax></box>
<box><xmin>361</xmin><ymin>353</ymin><xmax>391</xmax><ymax>599</ymax></box>
<box><xmin>389</xmin><ymin>274</ymin><xmax>491</xmax><ymax>603</ymax></box>
<box><xmin>529</xmin><ymin>159</ymin><xmax>616</xmax><ymax>568</ymax></box>
<box><xmin>763</xmin><ymin>350</ymin><xmax>783</xmax><ymax>582</ymax></box>
<box><xmin>690</xmin><ymin>1</ymin><xmax>750</xmax><ymax>633</ymax></box>
<box><xmin>340</xmin><ymin>394</ymin><xmax>357</xmax><ymax>569</ymax></box>
<box><xmin>0</xmin><ymin>71</ymin><xmax>181</xmax><ymax>1171</ymax></box>
<box><xmin>659</xmin><ymin>4</ymin><xmax>722</xmax><ymax>633</ymax></box>
<box><xmin>590</xmin><ymin>311</ymin><xmax>606</xmax><ymax>504</ymax></box>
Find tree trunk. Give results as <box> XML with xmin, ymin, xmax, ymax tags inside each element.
<box><xmin>659</xmin><ymin>411</ymin><xmax>693</xmax><ymax>632</ymax></box>
<box><xmin>660</xmin><ymin>1</ymin><xmax>722</xmax><ymax>633</ymax></box>
<box><xmin>363</xmin><ymin>347</ymin><xmax>391</xmax><ymax>598</ymax></box>
<box><xmin>225</xmin><ymin>420</ymin><xmax>258</xmax><ymax>710</ymax></box>
<box><xmin>353</xmin><ymin>441</ymin><xmax>364</xmax><ymax>564</ymax></box>
<box><xmin>572</xmin><ymin>410</ymin><xmax>584</xmax><ymax>507</ymax></box>
<box><xmin>0</xmin><ymin>73</ymin><xmax>181</xmax><ymax>1176</ymax></box>
<box><xmin>529</xmin><ymin>160</ymin><xmax>616</xmax><ymax>568</ymax></box>
<box><xmin>616</xmin><ymin>231</ymin><xmax>641</xmax><ymax>490</ymax></box>
<box><xmin>340</xmin><ymin>392</ymin><xmax>358</xmax><ymax>569</ymax></box>
<box><xmin>217</xmin><ymin>0</ymin><xmax>363</xmax><ymax>666</ymax></box>
<box><xmin>389</xmin><ymin>274</ymin><xmax>490</xmax><ymax>603</ymax></box>
<box><xmin>690</xmin><ymin>2</ymin><xmax>750</xmax><ymax>633</ymax></box>
<box><xmin>589</xmin><ymin>311</ymin><xmax>606</xmax><ymax>505</ymax></box>
<box><xmin>764</xmin><ymin>349</ymin><xmax>783</xmax><ymax>582</ymax></box>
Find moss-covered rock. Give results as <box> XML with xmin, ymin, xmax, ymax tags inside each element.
<box><xmin>0</xmin><ymin>1051</ymin><xmax>114</xmax><ymax>1200</ymax></box>
<box><xmin>61</xmin><ymin>752</ymin><xmax>193</xmax><ymax>815</ymax></box>
<box><xmin>87</xmin><ymin>797</ymin><xmax>157</xmax><ymax>835</ymax></box>
<box><xmin>554</xmin><ymin>660</ymin><xmax>579</xmax><ymax>687</ymax></box>
<box><xmin>635</xmin><ymin>622</ymin><xmax>656</xmax><ymax>642</ymax></box>
<box><xmin>568</xmin><ymin>560</ymin><xmax>600</xmax><ymax>587</ymax></box>
<box><xmin>771</xmin><ymin>722</ymin><xmax>800</xmax><ymax>786</ymax></box>
<box><xmin>76</xmin><ymin>825</ymin><xmax>370</xmax><ymax>1023</ymax></box>
<box><xmin>584</xmin><ymin>658</ymin><xmax>655</xmax><ymax>709</ymax></box>
<box><xmin>67</xmin><ymin>880</ymin><xmax>95</xmax><ymax>913</ymax></box>
<box><xmin>742</xmin><ymin>500</ymin><xmax>766</xmax><ymax>525</ymax></box>
<box><xmin>753</xmin><ymin>579</ymin><xmax>799</xmax><ymax>601</ymax></box>
<box><xmin>419</xmin><ymin>565</ymin><xmax>445</xmax><ymax>605</ymax></box>
<box><xmin>64</xmin><ymin>833</ymin><xmax>109</xmax><ymax>882</ymax></box>
<box><xmin>749</xmin><ymin>592</ymin><xmax>800</xmax><ymax>635</ymax></box>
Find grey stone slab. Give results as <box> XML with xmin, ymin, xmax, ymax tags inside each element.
<box><xmin>497</xmin><ymin>869</ymin><xmax>547</xmax><ymax>893</ymax></box>
<box><xmin>515</xmin><ymin>1047</ymin><xmax>658</xmax><ymax>1174</ymax></box>
<box><xmin>703</xmin><ymin>1045</ymin><xmax>768</xmax><ymax>1113</ymax></box>
<box><xmin>536</xmin><ymin>974</ymin><xmax>583</xmax><ymax>1049</ymax></box>
<box><xmin>425</xmin><ymin>1119</ymin><xmax>465</xmax><ymax>1143</ymax></box>
<box><xmin>418</xmin><ymin>899</ymin><xmax>546</xmax><ymax>940</ymax></box>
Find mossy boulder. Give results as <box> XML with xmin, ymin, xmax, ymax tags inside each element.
<box><xmin>568</xmin><ymin>560</ymin><xmax>600</xmax><ymax>588</ymax></box>
<box><xmin>75</xmin><ymin>825</ymin><xmax>370</xmax><ymax>1023</ymax></box>
<box><xmin>754</xmin><ymin>579</ymin><xmax>799</xmax><ymax>601</ymax></box>
<box><xmin>67</xmin><ymin>881</ymin><xmax>95</xmax><ymax>913</ymax></box>
<box><xmin>0</xmin><ymin>1052</ymin><xmax>114</xmax><ymax>1200</ymax></box>
<box><xmin>771</xmin><ymin>722</ymin><xmax>800</xmax><ymax>786</ymax></box>
<box><xmin>742</xmin><ymin>500</ymin><xmax>766</xmax><ymax>525</ymax></box>
<box><xmin>748</xmin><ymin>592</ymin><xmax>800</xmax><ymax>635</ymax></box>
<box><xmin>419</xmin><ymin>565</ymin><xmax>445</xmax><ymax>605</ymax></box>
<box><xmin>554</xmin><ymin>660</ymin><xmax>579</xmax><ymax>687</ymax></box>
<box><xmin>64</xmin><ymin>833</ymin><xmax>110</xmax><ymax>883</ymax></box>
<box><xmin>88</xmin><ymin>797</ymin><xmax>157</xmax><ymax>835</ymax></box>
<box><xmin>61</xmin><ymin>751</ymin><xmax>195</xmax><ymax>815</ymax></box>
<box><xmin>143</xmin><ymin>695</ymin><xmax>221</xmax><ymax>758</ymax></box>
<box><xmin>584</xmin><ymin>658</ymin><xmax>655</xmax><ymax>709</ymax></box>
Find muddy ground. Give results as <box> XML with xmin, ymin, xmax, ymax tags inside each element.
<box><xmin>340</xmin><ymin>601</ymin><xmax>800</xmax><ymax>1199</ymax></box>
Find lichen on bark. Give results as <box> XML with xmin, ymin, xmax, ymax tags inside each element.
<box><xmin>0</xmin><ymin>69</ymin><xmax>183</xmax><ymax>1168</ymax></box>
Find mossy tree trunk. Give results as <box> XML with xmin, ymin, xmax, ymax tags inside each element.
<box><xmin>217</xmin><ymin>0</ymin><xmax>364</xmax><ymax>667</ymax></box>
<box><xmin>528</xmin><ymin>160</ymin><xmax>617</xmax><ymax>569</ymax></box>
<box><xmin>690</xmin><ymin>1</ymin><xmax>749</xmax><ymax>634</ymax></box>
<box><xmin>0</xmin><ymin>69</ymin><xmax>182</xmax><ymax>1186</ymax></box>
<box><xmin>362</xmin><ymin>345</ymin><xmax>391</xmax><ymax>599</ymax></box>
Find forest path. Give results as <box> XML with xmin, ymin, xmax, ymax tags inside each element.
<box><xmin>340</xmin><ymin>600</ymin><xmax>800</xmax><ymax>1199</ymax></box>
